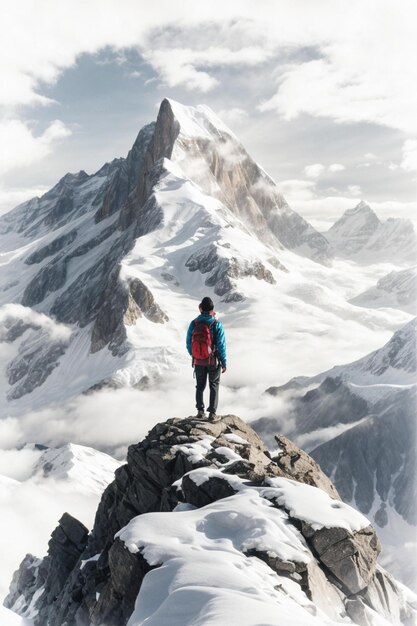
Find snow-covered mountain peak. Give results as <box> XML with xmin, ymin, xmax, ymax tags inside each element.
<box><xmin>33</xmin><ymin>443</ymin><xmax>121</xmax><ymax>494</ymax></box>
<box><xmin>326</xmin><ymin>200</ymin><xmax>416</xmax><ymax>263</ymax></box>
<box><xmin>351</xmin><ymin>200</ymin><xmax>373</xmax><ymax>213</ymax></box>
<box><xmin>151</xmin><ymin>99</ymin><xmax>332</xmax><ymax>264</ymax></box>
<box><xmin>327</xmin><ymin>201</ymin><xmax>381</xmax><ymax>239</ymax></box>
<box><xmin>162</xmin><ymin>97</ymin><xmax>236</xmax><ymax>141</ymax></box>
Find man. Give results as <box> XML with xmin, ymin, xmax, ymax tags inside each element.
<box><xmin>186</xmin><ymin>296</ymin><xmax>227</xmax><ymax>421</ymax></box>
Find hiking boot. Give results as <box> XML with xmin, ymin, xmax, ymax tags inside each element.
<box><xmin>196</xmin><ymin>410</ymin><xmax>206</xmax><ymax>419</ymax></box>
<box><xmin>208</xmin><ymin>413</ymin><xmax>220</xmax><ymax>422</ymax></box>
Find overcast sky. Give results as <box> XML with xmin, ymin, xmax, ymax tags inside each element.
<box><xmin>1</xmin><ymin>0</ymin><xmax>416</xmax><ymax>229</ymax></box>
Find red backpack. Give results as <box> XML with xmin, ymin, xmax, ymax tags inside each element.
<box><xmin>191</xmin><ymin>319</ymin><xmax>216</xmax><ymax>361</ymax></box>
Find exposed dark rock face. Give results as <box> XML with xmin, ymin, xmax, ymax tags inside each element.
<box><xmin>186</xmin><ymin>244</ymin><xmax>278</xmax><ymax>301</ymax></box>
<box><xmin>301</xmin><ymin>523</ymin><xmax>380</xmax><ymax>595</ymax></box>
<box><xmin>7</xmin><ymin>334</ymin><xmax>68</xmax><ymax>400</ymax></box>
<box><xmin>296</xmin><ymin>376</ymin><xmax>370</xmax><ymax>434</ymax></box>
<box><xmin>311</xmin><ymin>389</ymin><xmax>417</xmax><ymax>525</ymax></box>
<box><xmin>5</xmin><ymin>415</ymin><xmax>414</xmax><ymax>626</ymax></box>
<box><xmin>25</xmin><ymin>229</ymin><xmax>78</xmax><ymax>265</ymax></box>
<box><xmin>127</xmin><ymin>278</ymin><xmax>168</xmax><ymax>324</ymax></box>
<box><xmin>4</xmin><ymin>554</ymin><xmax>43</xmax><ymax>617</ymax></box>
<box><xmin>90</xmin><ymin>276</ymin><xmax>168</xmax><ymax>354</ymax></box>
<box><xmin>5</xmin><ymin>513</ymin><xmax>88</xmax><ymax>623</ymax></box>
<box><xmin>22</xmin><ymin>257</ymin><xmax>68</xmax><ymax>306</ymax></box>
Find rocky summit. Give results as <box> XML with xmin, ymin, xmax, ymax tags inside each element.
<box><xmin>5</xmin><ymin>416</ymin><xmax>416</xmax><ymax>626</ymax></box>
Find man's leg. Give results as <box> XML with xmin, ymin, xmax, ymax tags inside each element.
<box><xmin>207</xmin><ymin>364</ymin><xmax>221</xmax><ymax>415</ymax></box>
<box><xmin>195</xmin><ymin>365</ymin><xmax>208</xmax><ymax>411</ymax></box>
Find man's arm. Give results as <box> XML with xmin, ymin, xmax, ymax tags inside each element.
<box><xmin>186</xmin><ymin>320</ymin><xmax>194</xmax><ymax>356</ymax></box>
<box><xmin>214</xmin><ymin>321</ymin><xmax>227</xmax><ymax>369</ymax></box>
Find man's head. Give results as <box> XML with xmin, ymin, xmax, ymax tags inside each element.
<box><xmin>199</xmin><ymin>296</ymin><xmax>214</xmax><ymax>312</ymax></box>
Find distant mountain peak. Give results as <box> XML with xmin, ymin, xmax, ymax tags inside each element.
<box><xmin>33</xmin><ymin>443</ymin><xmax>121</xmax><ymax>494</ymax></box>
<box><xmin>352</xmin><ymin>199</ymin><xmax>373</xmax><ymax>212</ymax></box>
<box><xmin>326</xmin><ymin>200</ymin><xmax>416</xmax><ymax>262</ymax></box>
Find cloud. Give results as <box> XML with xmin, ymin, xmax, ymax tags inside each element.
<box><xmin>216</xmin><ymin>138</ymin><xmax>245</xmax><ymax>168</ymax></box>
<box><xmin>0</xmin><ymin>448</ymin><xmax>41</xmax><ymax>481</ymax></box>
<box><xmin>0</xmin><ymin>183</ymin><xmax>49</xmax><ymax>216</ymax></box>
<box><xmin>258</xmin><ymin>9</ymin><xmax>417</xmax><ymax>136</ymax></box>
<box><xmin>276</xmin><ymin>178</ymin><xmax>316</xmax><ymax>201</ymax></box>
<box><xmin>329</xmin><ymin>163</ymin><xmax>345</xmax><ymax>172</ymax></box>
<box><xmin>295</xmin><ymin>418</ymin><xmax>368</xmax><ymax>452</ymax></box>
<box><xmin>303</xmin><ymin>163</ymin><xmax>346</xmax><ymax>178</ymax></box>
<box><xmin>304</xmin><ymin>163</ymin><xmax>325</xmax><ymax>178</ymax></box>
<box><xmin>401</xmin><ymin>140</ymin><xmax>417</xmax><ymax>172</ymax></box>
<box><xmin>217</xmin><ymin>108</ymin><xmax>248</xmax><ymax>126</ymax></box>
<box><xmin>143</xmin><ymin>49</ymin><xmax>218</xmax><ymax>92</ymax></box>
<box><xmin>347</xmin><ymin>185</ymin><xmax>362</xmax><ymax>197</ymax></box>
<box><xmin>143</xmin><ymin>45</ymin><xmax>271</xmax><ymax>92</ymax></box>
<box><xmin>0</xmin><ymin>304</ymin><xmax>72</xmax><ymax>342</ymax></box>
<box><xmin>0</xmin><ymin>119</ymin><xmax>71</xmax><ymax>175</ymax></box>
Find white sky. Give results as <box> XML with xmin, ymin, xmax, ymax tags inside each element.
<box><xmin>1</xmin><ymin>0</ymin><xmax>416</xmax><ymax>228</ymax></box>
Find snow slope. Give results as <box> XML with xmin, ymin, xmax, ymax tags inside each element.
<box><xmin>349</xmin><ymin>267</ymin><xmax>417</xmax><ymax>313</ymax></box>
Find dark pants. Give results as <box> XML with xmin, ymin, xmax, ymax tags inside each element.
<box><xmin>195</xmin><ymin>364</ymin><xmax>221</xmax><ymax>414</ymax></box>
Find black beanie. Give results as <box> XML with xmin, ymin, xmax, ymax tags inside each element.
<box><xmin>200</xmin><ymin>296</ymin><xmax>214</xmax><ymax>312</ymax></box>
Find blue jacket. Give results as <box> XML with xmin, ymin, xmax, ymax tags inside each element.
<box><xmin>186</xmin><ymin>313</ymin><xmax>227</xmax><ymax>368</ymax></box>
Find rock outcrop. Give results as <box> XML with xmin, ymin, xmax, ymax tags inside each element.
<box><xmin>5</xmin><ymin>416</ymin><xmax>415</xmax><ymax>626</ymax></box>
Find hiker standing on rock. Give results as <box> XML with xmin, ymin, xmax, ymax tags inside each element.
<box><xmin>186</xmin><ymin>297</ymin><xmax>227</xmax><ymax>422</ymax></box>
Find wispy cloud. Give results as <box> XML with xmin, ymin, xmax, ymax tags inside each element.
<box><xmin>0</xmin><ymin>183</ymin><xmax>49</xmax><ymax>215</ymax></box>
<box><xmin>0</xmin><ymin>304</ymin><xmax>72</xmax><ymax>342</ymax></box>
<box><xmin>304</xmin><ymin>163</ymin><xmax>325</xmax><ymax>179</ymax></box>
<box><xmin>401</xmin><ymin>140</ymin><xmax>417</xmax><ymax>172</ymax></box>
<box><xmin>1</xmin><ymin>1</ymin><xmax>414</xmax><ymax>134</ymax></box>
<box><xmin>329</xmin><ymin>163</ymin><xmax>345</xmax><ymax>172</ymax></box>
<box><xmin>0</xmin><ymin>119</ymin><xmax>71</xmax><ymax>176</ymax></box>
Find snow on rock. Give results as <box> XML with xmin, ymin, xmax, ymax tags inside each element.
<box><xmin>117</xmin><ymin>491</ymin><xmax>344</xmax><ymax>626</ymax></box>
<box><xmin>178</xmin><ymin>468</ymin><xmax>379</xmax><ymax>595</ymax></box>
<box><xmin>262</xmin><ymin>476</ymin><xmax>370</xmax><ymax>532</ymax></box>
<box><xmin>166</xmin><ymin>97</ymin><xmax>237</xmax><ymax>140</ymax></box>
<box><xmin>117</xmin><ymin>490</ymin><xmax>310</xmax><ymax>568</ymax></box>
<box><xmin>170</xmin><ymin>436</ymin><xmax>215</xmax><ymax>463</ymax></box>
